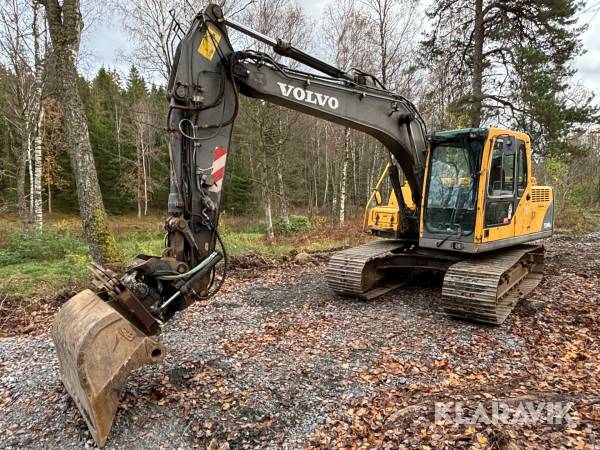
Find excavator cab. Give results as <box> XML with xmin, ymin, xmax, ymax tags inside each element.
<box><xmin>419</xmin><ymin>127</ymin><xmax>554</xmax><ymax>252</ymax></box>
<box><xmin>365</xmin><ymin>128</ymin><xmax>554</xmax><ymax>249</ymax></box>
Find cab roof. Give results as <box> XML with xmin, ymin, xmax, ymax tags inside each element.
<box><xmin>431</xmin><ymin>128</ymin><xmax>488</xmax><ymax>140</ymax></box>
<box><xmin>431</xmin><ymin>127</ymin><xmax>531</xmax><ymax>144</ymax></box>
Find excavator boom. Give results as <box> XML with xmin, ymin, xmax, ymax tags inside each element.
<box><xmin>52</xmin><ymin>6</ymin><xmax>428</xmax><ymax>444</ymax></box>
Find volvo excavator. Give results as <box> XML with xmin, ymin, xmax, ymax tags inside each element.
<box><xmin>51</xmin><ymin>4</ymin><xmax>554</xmax><ymax>447</ymax></box>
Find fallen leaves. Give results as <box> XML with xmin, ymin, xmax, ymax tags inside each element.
<box><xmin>306</xmin><ymin>237</ymin><xmax>600</xmax><ymax>449</ymax></box>
<box><xmin>4</xmin><ymin>235</ymin><xmax>598</xmax><ymax>449</ymax></box>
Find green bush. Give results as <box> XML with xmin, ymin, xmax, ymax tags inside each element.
<box><xmin>273</xmin><ymin>214</ymin><xmax>311</xmax><ymax>235</ymax></box>
<box><xmin>0</xmin><ymin>230</ymin><xmax>87</xmax><ymax>266</ymax></box>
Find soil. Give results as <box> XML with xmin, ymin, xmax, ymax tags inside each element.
<box><xmin>0</xmin><ymin>234</ymin><xmax>598</xmax><ymax>449</ymax></box>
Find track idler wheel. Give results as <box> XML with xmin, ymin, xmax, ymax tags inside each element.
<box><xmin>52</xmin><ymin>289</ymin><xmax>165</xmax><ymax>447</ymax></box>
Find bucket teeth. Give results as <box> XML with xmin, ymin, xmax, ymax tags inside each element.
<box><xmin>52</xmin><ymin>289</ymin><xmax>165</xmax><ymax>447</ymax></box>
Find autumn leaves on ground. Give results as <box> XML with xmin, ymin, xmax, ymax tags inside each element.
<box><xmin>0</xmin><ymin>216</ymin><xmax>598</xmax><ymax>449</ymax></box>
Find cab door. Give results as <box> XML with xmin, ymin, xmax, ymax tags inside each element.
<box><xmin>482</xmin><ymin>135</ymin><xmax>517</xmax><ymax>243</ymax></box>
<box><xmin>513</xmin><ymin>139</ymin><xmax>532</xmax><ymax>236</ymax></box>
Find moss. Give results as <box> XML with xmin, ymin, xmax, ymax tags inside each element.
<box><xmin>91</xmin><ymin>208</ymin><xmax>120</xmax><ymax>263</ymax></box>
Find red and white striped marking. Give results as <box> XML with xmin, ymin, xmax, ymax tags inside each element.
<box><xmin>210</xmin><ymin>146</ymin><xmax>227</xmax><ymax>192</ymax></box>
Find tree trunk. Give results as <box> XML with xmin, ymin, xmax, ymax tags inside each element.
<box><xmin>275</xmin><ymin>148</ymin><xmax>289</xmax><ymax>227</ymax></box>
<box><xmin>314</xmin><ymin>125</ymin><xmax>319</xmax><ymax>211</ymax></box>
<box><xmin>323</xmin><ymin>125</ymin><xmax>329</xmax><ymax>208</ymax></box>
<box><xmin>47</xmin><ymin>176</ymin><xmax>52</xmax><ymax>214</ymax></box>
<box><xmin>263</xmin><ymin>188</ymin><xmax>274</xmax><ymax>243</ymax></box>
<box><xmin>115</xmin><ymin>104</ymin><xmax>122</xmax><ymax>176</ymax></box>
<box><xmin>137</xmin><ymin>137</ymin><xmax>142</xmax><ymax>219</ymax></box>
<box><xmin>470</xmin><ymin>0</ymin><xmax>485</xmax><ymax>127</ymax></box>
<box><xmin>339</xmin><ymin>127</ymin><xmax>350</xmax><ymax>225</ymax></box>
<box><xmin>352</xmin><ymin>132</ymin><xmax>357</xmax><ymax>208</ymax></box>
<box><xmin>15</xmin><ymin>141</ymin><xmax>29</xmax><ymax>231</ymax></box>
<box><xmin>368</xmin><ymin>150</ymin><xmax>377</xmax><ymax>201</ymax></box>
<box><xmin>275</xmin><ymin>115</ymin><xmax>289</xmax><ymax>227</ymax></box>
<box><xmin>255</xmin><ymin>103</ymin><xmax>274</xmax><ymax>241</ymax></box>
<box><xmin>44</xmin><ymin>0</ymin><xmax>118</xmax><ymax>263</ymax></box>
<box><xmin>143</xmin><ymin>145</ymin><xmax>148</xmax><ymax>216</ymax></box>
<box><xmin>32</xmin><ymin>0</ymin><xmax>44</xmax><ymax>232</ymax></box>
<box><xmin>33</xmin><ymin>107</ymin><xmax>43</xmax><ymax>231</ymax></box>
<box><xmin>27</xmin><ymin>136</ymin><xmax>33</xmax><ymax>219</ymax></box>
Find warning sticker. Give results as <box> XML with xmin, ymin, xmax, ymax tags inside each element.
<box><xmin>197</xmin><ymin>25</ymin><xmax>222</xmax><ymax>61</ymax></box>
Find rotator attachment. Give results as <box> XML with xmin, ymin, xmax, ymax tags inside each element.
<box><xmin>52</xmin><ymin>290</ymin><xmax>165</xmax><ymax>447</ymax></box>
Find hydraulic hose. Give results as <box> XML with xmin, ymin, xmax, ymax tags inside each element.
<box><xmin>155</xmin><ymin>251</ymin><xmax>221</xmax><ymax>281</ymax></box>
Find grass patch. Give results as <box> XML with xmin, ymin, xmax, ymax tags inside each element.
<box><xmin>555</xmin><ymin>207</ymin><xmax>600</xmax><ymax>234</ymax></box>
<box><xmin>0</xmin><ymin>231</ymin><xmax>90</xmax><ymax>297</ymax></box>
<box><xmin>0</xmin><ymin>230</ymin><xmax>87</xmax><ymax>266</ymax></box>
<box><xmin>0</xmin><ymin>214</ymin><xmax>368</xmax><ymax>298</ymax></box>
<box><xmin>116</xmin><ymin>232</ymin><xmax>166</xmax><ymax>259</ymax></box>
<box><xmin>223</xmin><ymin>231</ymin><xmax>294</xmax><ymax>257</ymax></box>
<box><xmin>0</xmin><ymin>258</ymin><xmax>89</xmax><ymax>297</ymax></box>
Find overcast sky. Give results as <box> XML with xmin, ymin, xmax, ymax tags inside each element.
<box><xmin>84</xmin><ymin>0</ymin><xmax>600</xmax><ymax>96</ymax></box>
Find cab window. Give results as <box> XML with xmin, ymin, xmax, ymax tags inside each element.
<box><xmin>488</xmin><ymin>138</ymin><xmax>515</xmax><ymax>197</ymax></box>
<box><xmin>425</xmin><ymin>140</ymin><xmax>480</xmax><ymax>235</ymax></box>
<box><xmin>517</xmin><ymin>140</ymin><xmax>527</xmax><ymax>197</ymax></box>
<box><xmin>485</xmin><ymin>137</ymin><xmax>516</xmax><ymax>227</ymax></box>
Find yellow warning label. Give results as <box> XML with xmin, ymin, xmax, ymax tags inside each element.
<box><xmin>197</xmin><ymin>25</ymin><xmax>222</xmax><ymax>61</ymax></box>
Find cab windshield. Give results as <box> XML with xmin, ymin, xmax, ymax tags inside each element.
<box><xmin>425</xmin><ymin>138</ymin><xmax>482</xmax><ymax>235</ymax></box>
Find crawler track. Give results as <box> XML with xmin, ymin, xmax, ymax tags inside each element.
<box><xmin>326</xmin><ymin>240</ymin><xmax>410</xmax><ymax>299</ymax></box>
<box><xmin>442</xmin><ymin>245</ymin><xmax>544</xmax><ymax>324</ymax></box>
<box><xmin>327</xmin><ymin>240</ymin><xmax>545</xmax><ymax>325</ymax></box>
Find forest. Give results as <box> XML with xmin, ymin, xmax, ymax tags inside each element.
<box><xmin>0</xmin><ymin>0</ymin><xmax>599</xmax><ymax>246</ymax></box>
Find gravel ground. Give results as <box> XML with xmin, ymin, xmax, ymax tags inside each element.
<box><xmin>1</xmin><ymin>235</ymin><xmax>599</xmax><ymax>449</ymax></box>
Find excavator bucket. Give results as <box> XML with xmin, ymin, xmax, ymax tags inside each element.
<box><xmin>52</xmin><ymin>289</ymin><xmax>165</xmax><ymax>447</ymax></box>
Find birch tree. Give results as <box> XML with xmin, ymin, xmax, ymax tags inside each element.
<box><xmin>0</xmin><ymin>0</ymin><xmax>45</xmax><ymax>231</ymax></box>
<box><xmin>360</xmin><ymin>0</ymin><xmax>422</xmax><ymax>92</ymax></box>
<box><xmin>131</xmin><ymin>97</ymin><xmax>161</xmax><ymax>217</ymax></box>
<box><xmin>237</xmin><ymin>0</ymin><xmax>310</xmax><ymax>236</ymax></box>
<box><xmin>324</xmin><ymin>0</ymin><xmax>374</xmax><ymax>224</ymax></box>
<box><xmin>31</xmin><ymin>0</ymin><xmax>44</xmax><ymax>230</ymax></box>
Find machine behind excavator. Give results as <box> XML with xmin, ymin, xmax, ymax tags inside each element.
<box><xmin>51</xmin><ymin>5</ymin><xmax>554</xmax><ymax>447</ymax></box>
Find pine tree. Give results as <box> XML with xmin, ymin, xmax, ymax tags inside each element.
<box><xmin>422</xmin><ymin>0</ymin><xmax>598</xmax><ymax>154</ymax></box>
<box><xmin>87</xmin><ymin>67</ymin><xmax>128</xmax><ymax>212</ymax></box>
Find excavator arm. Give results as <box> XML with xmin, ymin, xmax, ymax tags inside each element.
<box><xmin>52</xmin><ymin>4</ymin><xmax>428</xmax><ymax>447</ymax></box>
<box><xmin>161</xmin><ymin>4</ymin><xmax>428</xmax><ymax>307</ymax></box>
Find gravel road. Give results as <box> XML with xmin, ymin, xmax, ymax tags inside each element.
<box><xmin>1</xmin><ymin>235</ymin><xmax>599</xmax><ymax>449</ymax></box>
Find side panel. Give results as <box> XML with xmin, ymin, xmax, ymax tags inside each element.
<box><xmin>515</xmin><ymin>186</ymin><xmax>554</xmax><ymax>237</ymax></box>
<box><xmin>479</xmin><ymin>129</ymin><xmax>554</xmax><ymax>247</ymax></box>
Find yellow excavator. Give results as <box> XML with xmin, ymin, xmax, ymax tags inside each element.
<box><xmin>51</xmin><ymin>5</ymin><xmax>554</xmax><ymax>447</ymax></box>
